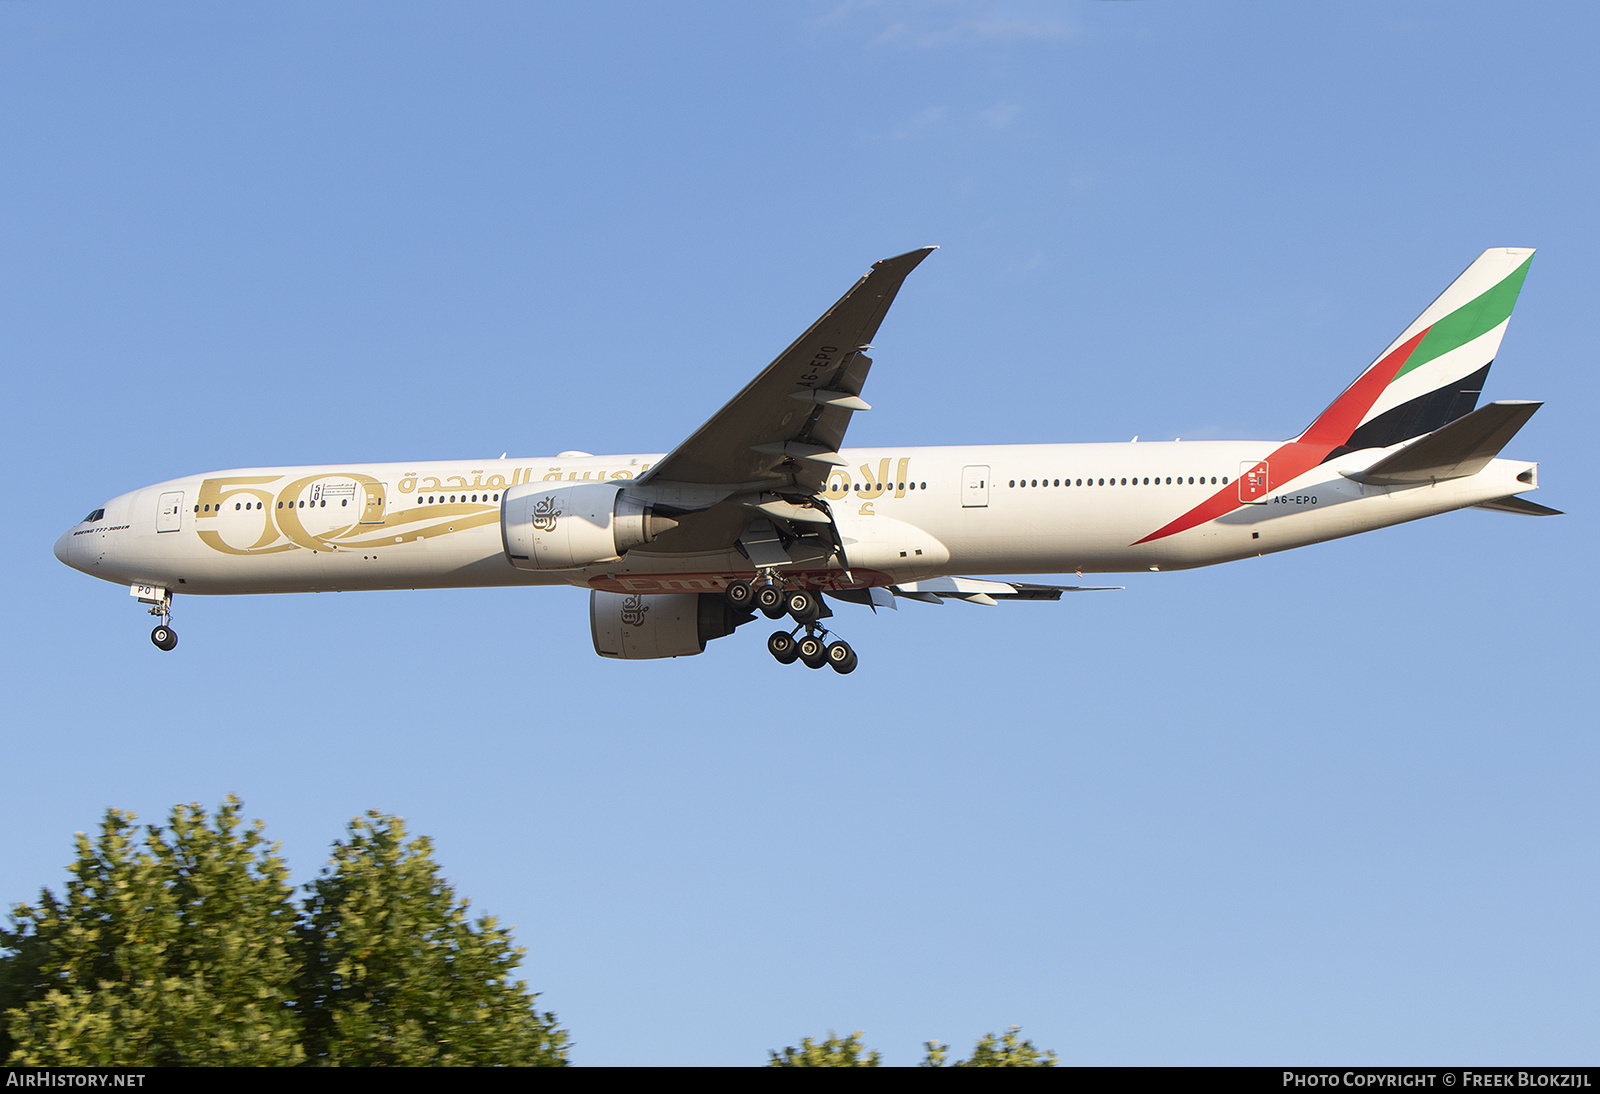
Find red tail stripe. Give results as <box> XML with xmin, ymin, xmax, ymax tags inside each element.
<box><xmin>1298</xmin><ymin>327</ymin><xmax>1430</xmax><ymax>447</ymax></box>
<box><xmin>1133</xmin><ymin>327</ymin><xmax>1431</xmax><ymax>546</ymax></box>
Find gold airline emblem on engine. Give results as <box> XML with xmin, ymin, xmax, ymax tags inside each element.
<box><xmin>531</xmin><ymin>495</ymin><xmax>563</xmax><ymax>532</ymax></box>
<box><xmin>619</xmin><ymin>595</ymin><xmax>650</xmax><ymax>627</ymax></box>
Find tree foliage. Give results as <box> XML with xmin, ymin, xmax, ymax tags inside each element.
<box><xmin>0</xmin><ymin>800</ymin><xmax>302</xmax><ymax>1066</ymax></box>
<box><xmin>771</xmin><ymin>1027</ymin><xmax>1058</xmax><ymax>1067</ymax></box>
<box><xmin>297</xmin><ymin>812</ymin><xmax>566</xmax><ymax>1066</ymax></box>
<box><xmin>0</xmin><ymin>799</ymin><xmax>567</xmax><ymax>1067</ymax></box>
<box><xmin>922</xmin><ymin>1027</ymin><xmax>1058</xmax><ymax>1067</ymax></box>
<box><xmin>768</xmin><ymin>1030</ymin><xmax>881</xmax><ymax>1066</ymax></box>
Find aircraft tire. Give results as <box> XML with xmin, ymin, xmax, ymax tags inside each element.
<box><xmin>767</xmin><ymin>631</ymin><xmax>799</xmax><ymax>664</ymax></box>
<box><xmin>151</xmin><ymin>626</ymin><xmax>178</xmax><ymax>652</ymax></box>
<box><xmin>798</xmin><ymin>635</ymin><xmax>827</xmax><ymax>669</ymax></box>
<box><xmin>755</xmin><ymin>585</ymin><xmax>783</xmax><ymax>613</ymax></box>
<box><xmin>725</xmin><ymin>582</ymin><xmax>754</xmax><ymax>609</ymax></box>
<box><xmin>826</xmin><ymin>641</ymin><xmax>857</xmax><ymax>674</ymax></box>
<box><xmin>786</xmin><ymin>590</ymin><xmax>820</xmax><ymax>623</ymax></box>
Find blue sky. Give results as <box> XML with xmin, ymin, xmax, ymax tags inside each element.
<box><xmin>3</xmin><ymin>1</ymin><xmax>1595</xmax><ymax>1066</ymax></box>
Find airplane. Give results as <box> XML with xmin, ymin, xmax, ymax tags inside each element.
<box><xmin>54</xmin><ymin>246</ymin><xmax>1556</xmax><ymax>673</ymax></box>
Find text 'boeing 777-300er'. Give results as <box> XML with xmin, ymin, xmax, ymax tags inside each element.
<box><xmin>56</xmin><ymin>247</ymin><xmax>1557</xmax><ymax>673</ymax></box>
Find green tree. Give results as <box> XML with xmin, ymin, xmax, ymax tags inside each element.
<box><xmin>768</xmin><ymin>1030</ymin><xmax>882</xmax><ymax>1066</ymax></box>
<box><xmin>770</xmin><ymin>1027</ymin><xmax>1059</xmax><ymax>1067</ymax></box>
<box><xmin>0</xmin><ymin>800</ymin><xmax>567</xmax><ymax>1067</ymax></box>
<box><xmin>296</xmin><ymin>811</ymin><xmax>567</xmax><ymax>1066</ymax></box>
<box><xmin>922</xmin><ymin>1027</ymin><xmax>1058</xmax><ymax>1067</ymax></box>
<box><xmin>0</xmin><ymin>799</ymin><xmax>303</xmax><ymax>1066</ymax></box>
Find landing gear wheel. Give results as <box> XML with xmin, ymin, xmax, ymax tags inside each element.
<box><xmin>797</xmin><ymin>634</ymin><xmax>828</xmax><ymax>669</ymax></box>
<box><xmin>767</xmin><ymin>631</ymin><xmax>799</xmax><ymax>665</ymax></box>
<box><xmin>825</xmin><ymin>640</ymin><xmax>857</xmax><ymax>675</ymax></box>
<box><xmin>786</xmin><ymin>590</ymin><xmax>820</xmax><ymax>624</ymax></box>
<box><xmin>151</xmin><ymin>626</ymin><xmax>178</xmax><ymax>652</ymax></box>
<box><xmin>725</xmin><ymin>582</ymin><xmax>754</xmax><ymax>610</ymax></box>
<box><xmin>755</xmin><ymin>585</ymin><xmax>783</xmax><ymax>613</ymax></box>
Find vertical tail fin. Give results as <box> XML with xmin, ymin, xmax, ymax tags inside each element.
<box><xmin>1299</xmin><ymin>248</ymin><xmax>1534</xmax><ymax>452</ymax></box>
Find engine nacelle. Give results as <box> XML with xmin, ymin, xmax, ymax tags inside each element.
<box><xmin>501</xmin><ymin>482</ymin><xmax>674</xmax><ymax>570</ymax></box>
<box><xmin>590</xmin><ymin>591</ymin><xmax>750</xmax><ymax>660</ymax></box>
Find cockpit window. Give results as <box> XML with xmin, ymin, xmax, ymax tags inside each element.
<box><xmin>83</xmin><ymin>508</ymin><xmax>105</xmax><ymax>523</ymax></box>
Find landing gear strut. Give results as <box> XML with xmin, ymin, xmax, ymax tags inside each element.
<box><xmin>734</xmin><ymin>574</ymin><xmax>858</xmax><ymax>674</ymax></box>
<box><xmin>143</xmin><ymin>588</ymin><xmax>177</xmax><ymax>652</ymax></box>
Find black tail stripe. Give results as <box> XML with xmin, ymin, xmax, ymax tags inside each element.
<box><xmin>1320</xmin><ymin>362</ymin><xmax>1492</xmax><ymax>462</ymax></box>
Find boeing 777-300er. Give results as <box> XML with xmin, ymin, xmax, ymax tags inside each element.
<box><xmin>55</xmin><ymin>246</ymin><xmax>1556</xmax><ymax>672</ymax></box>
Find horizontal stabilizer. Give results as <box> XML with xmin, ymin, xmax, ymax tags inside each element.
<box><xmin>1343</xmin><ymin>400</ymin><xmax>1542</xmax><ymax>486</ymax></box>
<box><xmin>1472</xmin><ymin>495</ymin><xmax>1563</xmax><ymax>516</ymax></box>
<box><xmin>889</xmin><ymin>577</ymin><xmax>1121</xmax><ymax>604</ymax></box>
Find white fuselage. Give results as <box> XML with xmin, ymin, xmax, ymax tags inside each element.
<box><xmin>54</xmin><ymin>441</ymin><xmax>1538</xmax><ymax>597</ymax></box>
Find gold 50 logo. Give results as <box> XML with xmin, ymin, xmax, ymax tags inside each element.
<box><xmin>193</xmin><ymin>473</ymin><xmax>498</xmax><ymax>556</ymax></box>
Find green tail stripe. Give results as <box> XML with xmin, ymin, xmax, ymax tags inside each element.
<box><xmin>1395</xmin><ymin>255</ymin><xmax>1533</xmax><ymax>380</ymax></box>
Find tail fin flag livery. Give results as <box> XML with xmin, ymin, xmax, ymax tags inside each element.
<box><xmin>1300</xmin><ymin>247</ymin><xmax>1534</xmax><ymax>454</ymax></box>
<box><xmin>1135</xmin><ymin>248</ymin><xmax>1540</xmax><ymax>546</ymax></box>
<box><xmin>53</xmin><ymin>247</ymin><xmax>1555</xmax><ymax>671</ymax></box>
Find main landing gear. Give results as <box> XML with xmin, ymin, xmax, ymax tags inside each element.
<box><xmin>766</xmin><ymin>628</ymin><xmax>857</xmax><ymax>674</ymax></box>
<box><xmin>728</xmin><ymin>575</ymin><xmax>856</xmax><ymax>674</ymax></box>
<box><xmin>144</xmin><ymin>588</ymin><xmax>177</xmax><ymax>652</ymax></box>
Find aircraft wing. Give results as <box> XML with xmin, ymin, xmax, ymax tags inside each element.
<box><xmin>639</xmin><ymin>247</ymin><xmax>937</xmax><ymax>493</ymax></box>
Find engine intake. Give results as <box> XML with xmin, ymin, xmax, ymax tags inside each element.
<box><xmin>501</xmin><ymin>482</ymin><xmax>676</xmax><ymax>571</ymax></box>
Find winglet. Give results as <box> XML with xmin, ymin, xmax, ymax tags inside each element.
<box><xmin>874</xmin><ymin>246</ymin><xmax>939</xmax><ymax>270</ymax></box>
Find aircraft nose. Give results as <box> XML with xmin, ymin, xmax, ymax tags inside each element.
<box><xmin>53</xmin><ymin>529</ymin><xmax>75</xmax><ymax>568</ymax></box>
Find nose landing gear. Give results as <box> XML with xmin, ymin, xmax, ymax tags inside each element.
<box><xmin>141</xmin><ymin>587</ymin><xmax>178</xmax><ymax>652</ymax></box>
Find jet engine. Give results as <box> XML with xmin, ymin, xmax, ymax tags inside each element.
<box><xmin>501</xmin><ymin>482</ymin><xmax>676</xmax><ymax>571</ymax></box>
<box><xmin>590</xmin><ymin>591</ymin><xmax>751</xmax><ymax>660</ymax></box>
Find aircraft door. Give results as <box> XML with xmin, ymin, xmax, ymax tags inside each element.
<box><xmin>962</xmin><ymin>465</ymin><xmax>989</xmax><ymax>508</ymax></box>
<box><xmin>1238</xmin><ymin>461</ymin><xmax>1269</xmax><ymax>504</ymax></box>
<box><xmin>360</xmin><ymin>482</ymin><xmax>388</xmax><ymax>524</ymax></box>
<box><xmin>156</xmin><ymin>491</ymin><xmax>184</xmax><ymax>532</ymax></box>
